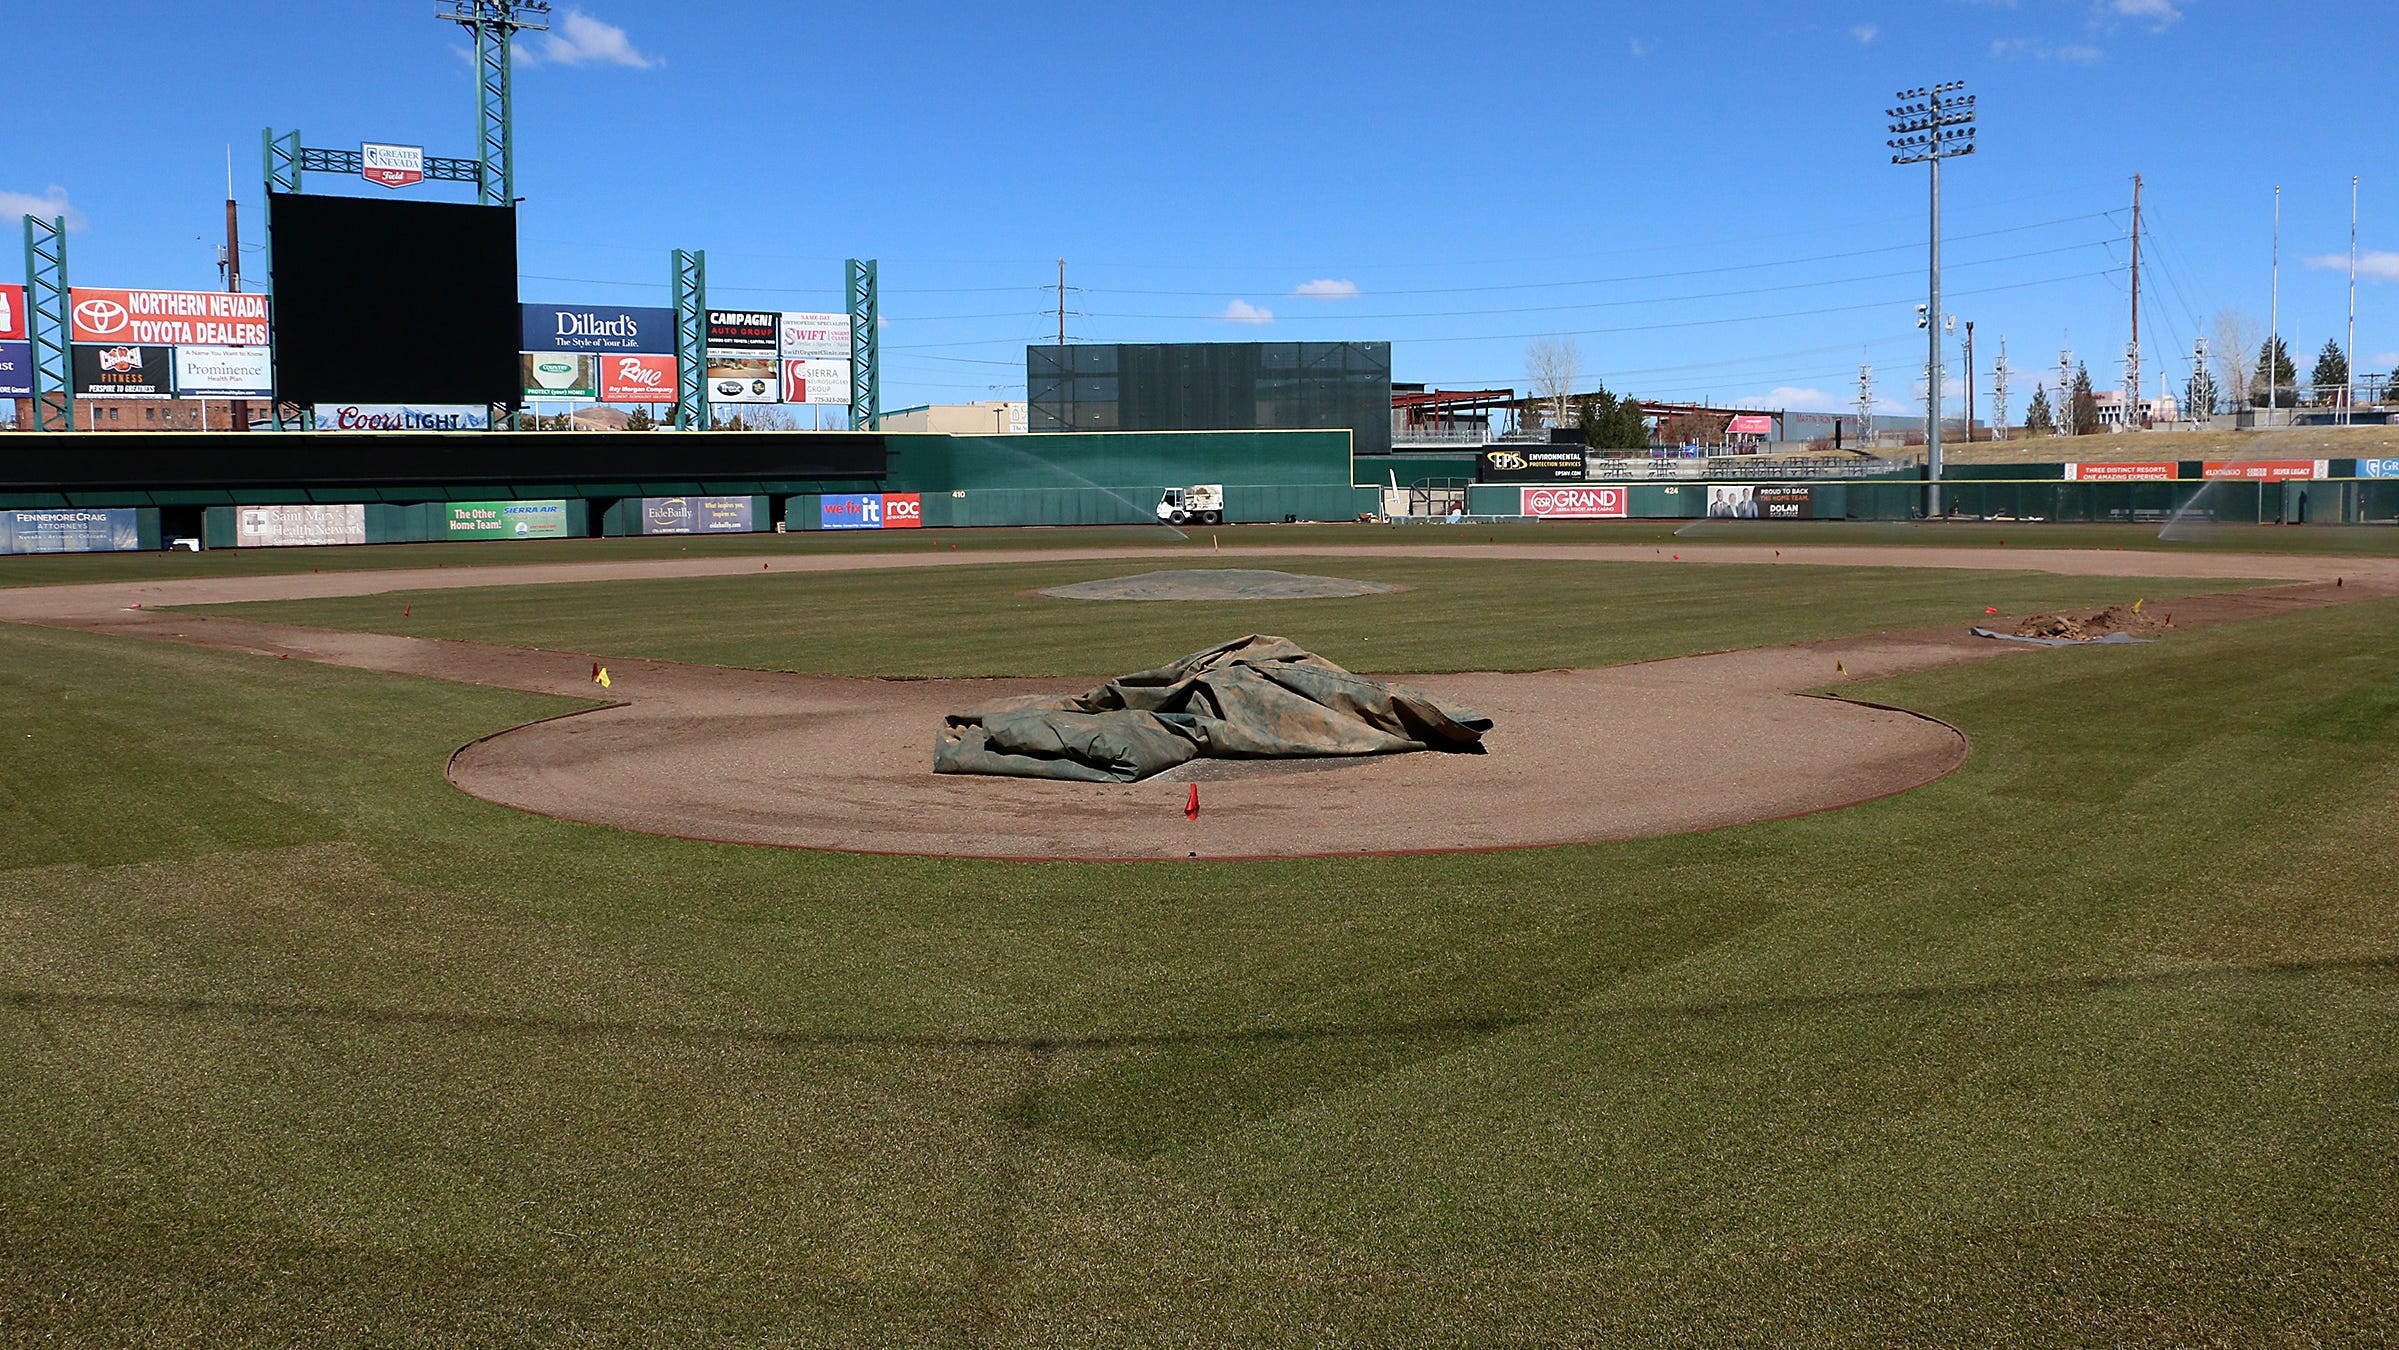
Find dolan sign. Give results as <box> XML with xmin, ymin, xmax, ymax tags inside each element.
<box><xmin>1519</xmin><ymin>485</ymin><xmax>1628</xmax><ymax>519</ymax></box>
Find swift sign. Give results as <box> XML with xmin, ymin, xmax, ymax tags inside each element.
<box><xmin>69</xmin><ymin>288</ymin><xmax>270</xmax><ymax>346</ymax></box>
<box><xmin>778</xmin><ymin>312</ymin><xmax>851</xmax><ymax>359</ymax></box>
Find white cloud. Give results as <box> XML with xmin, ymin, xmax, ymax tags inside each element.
<box><xmin>1991</xmin><ymin>38</ymin><xmax>2103</xmax><ymax>61</ymax></box>
<box><xmin>2376</xmin><ymin>352</ymin><xmax>2399</xmax><ymax>369</ymax></box>
<box><xmin>1753</xmin><ymin>386</ymin><xmax>1845</xmax><ymax>411</ymax></box>
<box><xmin>1219</xmin><ymin>299</ymin><xmax>1274</xmax><ymax>325</ymax></box>
<box><xmin>1292</xmin><ymin>278</ymin><xmax>1359</xmax><ymax>299</ymax></box>
<box><xmin>2306</xmin><ymin>251</ymin><xmax>2399</xmax><ymax>283</ymax></box>
<box><xmin>1851</xmin><ymin>24</ymin><xmax>1879</xmax><ymax>43</ymax></box>
<box><xmin>2106</xmin><ymin>0</ymin><xmax>2182</xmax><ymax>28</ymax></box>
<box><xmin>1628</xmin><ymin>38</ymin><xmax>1650</xmax><ymax>56</ymax></box>
<box><xmin>516</xmin><ymin>9</ymin><xmax>656</xmax><ymax>68</ymax></box>
<box><xmin>0</xmin><ymin>185</ymin><xmax>84</xmax><ymax>231</ymax></box>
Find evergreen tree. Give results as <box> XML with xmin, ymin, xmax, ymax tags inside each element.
<box><xmin>2311</xmin><ymin>339</ymin><xmax>2349</xmax><ymax>406</ymax></box>
<box><xmin>2252</xmin><ymin>337</ymin><xmax>2298</xmax><ymax>406</ymax></box>
<box><xmin>623</xmin><ymin>406</ymin><xmax>657</xmax><ymax>431</ymax></box>
<box><xmin>2023</xmin><ymin>383</ymin><xmax>2055</xmax><ymax>435</ymax></box>
<box><xmin>1609</xmin><ymin>398</ymin><xmax>1649</xmax><ymax>450</ymax></box>
<box><xmin>2069</xmin><ymin>362</ymin><xmax>2101</xmax><ymax>435</ymax></box>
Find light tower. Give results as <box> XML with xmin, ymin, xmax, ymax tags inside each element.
<box><xmin>1887</xmin><ymin>82</ymin><xmax>1976</xmax><ymax>516</ymax></box>
<box><xmin>1856</xmin><ymin>362</ymin><xmax>1876</xmax><ymax>449</ymax></box>
<box><xmin>439</xmin><ymin>1</ymin><xmax>552</xmax><ymax>206</ymax></box>
<box><xmin>1990</xmin><ymin>339</ymin><xmax>2010</xmax><ymax>440</ymax></box>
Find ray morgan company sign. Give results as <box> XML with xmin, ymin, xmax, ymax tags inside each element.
<box><xmin>521</xmin><ymin>304</ymin><xmax>675</xmax><ymax>354</ymax></box>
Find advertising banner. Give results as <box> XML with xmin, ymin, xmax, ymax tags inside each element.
<box><xmin>2064</xmin><ymin>462</ymin><xmax>2178</xmax><ymax>481</ymax></box>
<box><xmin>236</xmin><ymin>504</ymin><xmax>367</xmax><ymax>548</ymax></box>
<box><xmin>778</xmin><ymin>311</ymin><xmax>851</xmax><ymax>359</ymax></box>
<box><xmin>2359</xmin><ymin>458</ymin><xmax>2399</xmax><ymax>479</ymax></box>
<box><xmin>820</xmin><ymin>493</ymin><xmax>885</xmax><ymax>530</ymax></box>
<box><xmin>447</xmin><ymin>500</ymin><xmax>569</xmax><ymax>540</ymax></box>
<box><xmin>882</xmin><ymin>492</ymin><xmax>923</xmax><ymax>528</ymax></box>
<box><xmin>0</xmin><ymin>283</ymin><xmax>23</xmax><ymax>341</ymax></box>
<box><xmin>1757</xmin><ymin>486</ymin><xmax>1815</xmax><ymax>519</ymax></box>
<box><xmin>319</xmin><ymin>403</ymin><xmax>491</xmax><ymax>431</ymax></box>
<box><xmin>780</xmin><ymin>358</ymin><xmax>850</xmax><ymax>404</ymax></box>
<box><xmin>1520</xmin><ymin>485</ymin><xmax>1628</xmax><ymax>519</ymax></box>
<box><xmin>1478</xmin><ymin>447</ymin><xmax>1586</xmax><ymax>482</ymax></box>
<box><xmin>1704</xmin><ymin>485</ymin><xmax>1760</xmax><ymax>518</ymax></box>
<box><xmin>598</xmin><ymin>352</ymin><xmax>678</xmax><ymax>403</ymax></box>
<box><xmin>521</xmin><ymin>303</ymin><xmax>676</xmax><ymax>354</ymax></box>
<box><xmin>2202</xmin><ymin>459</ymin><xmax>2326</xmax><ymax>481</ymax></box>
<box><xmin>706</xmin><ymin>355</ymin><xmax>779</xmax><ymax>404</ymax></box>
<box><xmin>705</xmin><ymin>309</ymin><xmax>778</xmax><ymax>354</ymax></box>
<box><xmin>521</xmin><ymin>352</ymin><xmax>598</xmax><ymax>399</ymax></box>
<box><xmin>69</xmin><ymin>288</ymin><xmax>270</xmax><ymax>346</ymax></box>
<box><xmin>173</xmin><ymin>344</ymin><xmax>273</xmax><ymax>397</ymax></box>
<box><xmin>72</xmin><ymin>343</ymin><xmax>175</xmax><ymax>398</ymax></box>
<box><xmin>361</xmin><ymin>142</ymin><xmax>424</xmax><ymax>189</ymax></box>
<box><xmin>1</xmin><ymin>508</ymin><xmax>141</xmax><ymax>555</ymax></box>
<box><xmin>0</xmin><ymin>341</ymin><xmax>30</xmax><ymax>399</ymax></box>
<box><xmin>639</xmin><ymin>496</ymin><xmax>757</xmax><ymax>535</ymax></box>
<box><xmin>1726</xmin><ymin>414</ymin><xmax>1774</xmax><ymax>436</ymax></box>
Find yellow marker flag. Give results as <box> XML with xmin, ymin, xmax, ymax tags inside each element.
<box><xmin>2133</xmin><ymin>598</ymin><xmax>2144</xmax><ymax>613</ymax></box>
<box><xmin>1836</xmin><ymin>659</ymin><xmax>1847</xmax><ymax>674</ymax></box>
<box><xmin>595</xmin><ymin>667</ymin><xmax>612</xmax><ymax>689</ymax></box>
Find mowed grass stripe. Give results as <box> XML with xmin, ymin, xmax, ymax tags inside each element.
<box><xmin>0</xmin><ymin>593</ymin><xmax>2393</xmax><ymax>1343</ymax></box>
<box><xmin>191</xmin><ymin>555</ymin><xmax>2265</xmax><ymax>678</ymax></box>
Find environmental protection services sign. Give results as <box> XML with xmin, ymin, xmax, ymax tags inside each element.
<box><xmin>447</xmin><ymin>500</ymin><xmax>569</xmax><ymax>540</ymax></box>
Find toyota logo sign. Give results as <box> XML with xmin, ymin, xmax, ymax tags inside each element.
<box><xmin>73</xmin><ymin>298</ymin><xmax>129</xmax><ymax>335</ymax></box>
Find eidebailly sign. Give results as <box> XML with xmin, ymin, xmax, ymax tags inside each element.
<box><xmin>521</xmin><ymin>304</ymin><xmax>676</xmax><ymax>355</ymax></box>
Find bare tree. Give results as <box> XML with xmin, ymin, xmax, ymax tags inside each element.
<box><xmin>1525</xmin><ymin>336</ymin><xmax>1580</xmax><ymax>429</ymax></box>
<box><xmin>2209</xmin><ymin>307</ymin><xmax>2260</xmax><ymax>418</ymax></box>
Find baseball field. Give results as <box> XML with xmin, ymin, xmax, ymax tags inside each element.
<box><xmin>2</xmin><ymin>521</ymin><xmax>2394</xmax><ymax>1345</ymax></box>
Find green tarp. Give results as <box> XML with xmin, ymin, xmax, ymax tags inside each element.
<box><xmin>934</xmin><ymin>635</ymin><xmax>1492</xmax><ymax>783</ymax></box>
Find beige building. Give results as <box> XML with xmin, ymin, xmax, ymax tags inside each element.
<box><xmin>879</xmin><ymin>401</ymin><xmax>1027</xmax><ymax>434</ymax></box>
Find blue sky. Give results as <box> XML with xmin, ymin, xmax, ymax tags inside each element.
<box><xmin>12</xmin><ymin>0</ymin><xmax>2392</xmax><ymax>418</ymax></box>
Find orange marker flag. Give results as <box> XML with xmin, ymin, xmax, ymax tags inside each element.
<box><xmin>1985</xmin><ymin>606</ymin><xmax>1999</xmax><ymax>615</ymax></box>
<box><xmin>402</xmin><ymin>604</ymin><xmax>410</xmax><ymax>617</ymax></box>
<box><xmin>1185</xmin><ymin>784</ymin><xmax>1200</xmax><ymax>820</ymax></box>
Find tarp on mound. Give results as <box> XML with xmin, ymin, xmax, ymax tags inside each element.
<box><xmin>934</xmin><ymin>635</ymin><xmax>1492</xmax><ymax>783</ymax></box>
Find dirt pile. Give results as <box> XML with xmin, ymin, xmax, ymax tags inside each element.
<box><xmin>2011</xmin><ymin>603</ymin><xmax>2173</xmax><ymax>642</ymax></box>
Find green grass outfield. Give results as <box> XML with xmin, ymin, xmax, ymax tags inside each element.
<box><xmin>3</xmin><ymin>515</ymin><xmax>2397</xmax><ymax>588</ymax></box>
<box><xmin>3</xmin><ymin>556</ymin><xmax>2396</xmax><ymax>1344</ymax></box>
<box><xmin>202</xmin><ymin>555</ymin><xmax>2257</xmax><ymax>679</ymax></box>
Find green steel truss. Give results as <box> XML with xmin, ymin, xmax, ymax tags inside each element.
<box><xmin>672</xmin><ymin>249</ymin><xmax>707</xmax><ymax>430</ymax></box>
<box><xmin>846</xmin><ymin>258</ymin><xmax>879</xmax><ymax>431</ymax></box>
<box><xmin>439</xmin><ymin>1</ymin><xmax>549</xmax><ymax>205</ymax></box>
<box><xmin>21</xmin><ymin>215</ymin><xmax>70</xmax><ymax>430</ymax></box>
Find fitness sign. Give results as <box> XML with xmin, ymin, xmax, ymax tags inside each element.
<box><xmin>1519</xmin><ymin>485</ymin><xmax>1628</xmax><ymax>519</ymax></box>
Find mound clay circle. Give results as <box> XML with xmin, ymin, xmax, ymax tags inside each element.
<box><xmin>1040</xmin><ymin>568</ymin><xmax>1405</xmax><ymax>601</ymax></box>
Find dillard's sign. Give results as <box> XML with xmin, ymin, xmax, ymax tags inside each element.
<box><xmin>520</xmin><ymin>304</ymin><xmax>676</xmax><ymax>354</ymax></box>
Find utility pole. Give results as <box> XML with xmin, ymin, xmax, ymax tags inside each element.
<box><xmin>1056</xmin><ymin>258</ymin><xmax>1067</xmax><ymax>349</ymax></box>
<box><xmin>2127</xmin><ymin>173</ymin><xmax>2142</xmax><ymax>429</ymax></box>
<box><xmin>1886</xmin><ymin>81</ymin><xmax>1975</xmax><ymax>518</ymax></box>
<box><xmin>2269</xmin><ymin>184</ymin><xmax>2281</xmax><ymax>421</ymax></box>
<box><xmin>1856</xmin><ymin>362</ymin><xmax>1876</xmax><ymax>450</ymax></box>
<box><xmin>2058</xmin><ymin>347</ymin><xmax>2074</xmax><ymax>437</ymax></box>
<box><xmin>223</xmin><ymin>146</ymin><xmax>245</xmax><ymax>432</ymax></box>
<box><xmin>2347</xmin><ymin>175</ymin><xmax>2358</xmax><ymax>425</ymax></box>
<box><xmin>1963</xmin><ymin>320</ymin><xmax>1976</xmax><ymax>443</ymax></box>
<box><xmin>1990</xmin><ymin>339</ymin><xmax>2009</xmax><ymax>439</ymax></box>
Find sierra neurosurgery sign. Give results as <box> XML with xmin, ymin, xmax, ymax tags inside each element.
<box><xmin>521</xmin><ymin>304</ymin><xmax>675</xmax><ymax>354</ymax></box>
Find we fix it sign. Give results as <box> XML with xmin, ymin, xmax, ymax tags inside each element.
<box><xmin>361</xmin><ymin>143</ymin><xmax>425</xmax><ymax>189</ymax></box>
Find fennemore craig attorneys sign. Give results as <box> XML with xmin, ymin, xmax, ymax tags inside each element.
<box><xmin>447</xmin><ymin>501</ymin><xmax>569</xmax><ymax>539</ymax></box>
<box><xmin>319</xmin><ymin>403</ymin><xmax>491</xmax><ymax>431</ymax></box>
<box><xmin>521</xmin><ymin>304</ymin><xmax>676</xmax><ymax>354</ymax></box>
<box><xmin>1</xmin><ymin>508</ymin><xmax>140</xmax><ymax>555</ymax></box>
<box><xmin>1519</xmin><ymin>485</ymin><xmax>1627</xmax><ymax>519</ymax></box>
<box><xmin>69</xmin><ymin>288</ymin><xmax>269</xmax><ymax>346</ymax></box>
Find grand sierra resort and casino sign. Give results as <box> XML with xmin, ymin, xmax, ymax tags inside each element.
<box><xmin>1518</xmin><ymin>486</ymin><xmax>1629</xmax><ymax>519</ymax></box>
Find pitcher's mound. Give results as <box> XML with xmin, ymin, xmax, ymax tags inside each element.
<box><xmin>1041</xmin><ymin>569</ymin><xmax>1404</xmax><ymax>601</ymax></box>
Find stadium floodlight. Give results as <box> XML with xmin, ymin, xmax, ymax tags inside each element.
<box><xmin>1886</xmin><ymin>81</ymin><xmax>1975</xmax><ymax>517</ymax></box>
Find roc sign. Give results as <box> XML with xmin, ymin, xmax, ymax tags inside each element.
<box><xmin>1519</xmin><ymin>485</ymin><xmax>1628</xmax><ymax>519</ymax></box>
